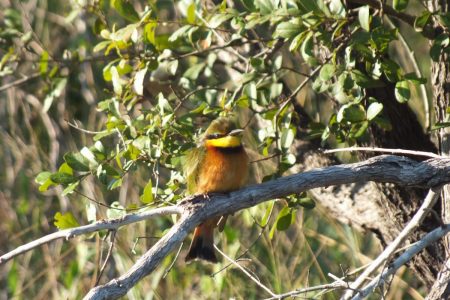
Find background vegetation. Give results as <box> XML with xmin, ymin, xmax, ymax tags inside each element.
<box><xmin>0</xmin><ymin>0</ymin><xmax>444</xmax><ymax>299</ymax></box>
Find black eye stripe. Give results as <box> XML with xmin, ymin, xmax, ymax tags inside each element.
<box><xmin>206</xmin><ymin>133</ymin><xmax>225</xmax><ymax>139</ymax></box>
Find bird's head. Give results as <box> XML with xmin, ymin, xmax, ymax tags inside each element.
<box><xmin>203</xmin><ymin>117</ymin><xmax>244</xmax><ymax>148</ymax></box>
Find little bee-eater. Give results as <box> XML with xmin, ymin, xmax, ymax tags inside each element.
<box><xmin>184</xmin><ymin>117</ymin><xmax>249</xmax><ymax>263</ymax></box>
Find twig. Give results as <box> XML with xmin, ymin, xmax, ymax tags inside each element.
<box><xmin>67</xmin><ymin>120</ymin><xmax>106</xmax><ymax>135</ymax></box>
<box><xmin>163</xmin><ymin>242</ymin><xmax>183</xmax><ymax>278</ymax></box>
<box><xmin>250</xmin><ymin>152</ymin><xmax>281</xmax><ymax>164</ymax></box>
<box><xmin>265</xmin><ymin>281</ymin><xmax>349</xmax><ymax>300</ymax></box>
<box><xmin>214</xmin><ymin>245</ymin><xmax>278</xmax><ymax>298</ymax></box>
<box><xmin>323</xmin><ymin>146</ymin><xmax>442</xmax><ymax>158</ymax></box>
<box><xmin>342</xmin><ymin>186</ymin><xmax>442</xmax><ymax>299</ymax></box>
<box><xmin>0</xmin><ymin>72</ymin><xmax>41</xmax><ymax>93</ymax></box>
<box><xmin>353</xmin><ymin>224</ymin><xmax>450</xmax><ymax>299</ymax></box>
<box><xmin>0</xmin><ymin>206</ymin><xmax>181</xmax><ymax>264</ymax></box>
<box><xmin>95</xmin><ymin>230</ymin><xmax>117</xmax><ymax>285</ymax></box>
<box><xmin>211</xmin><ymin>202</ymin><xmax>275</xmax><ymax>277</ymax></box>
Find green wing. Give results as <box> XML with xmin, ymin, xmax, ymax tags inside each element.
<box><xmin>184</xmin><ymin>146</ymin><xmax>205</xmax><ymax>194</ymax></box>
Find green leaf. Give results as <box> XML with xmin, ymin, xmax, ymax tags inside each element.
<box><xmin>168</xmin><ymin>25</ymin><xmax>191</xmax><ymax>42</ymax></box>
<box><xmin>319</xmin><ymin>63</ymin><xmax>336</xmax><ymax>81</ymax></box>
<box><xmin>64</xmin><ymin>152</ymin><xmax>90</xmax><ymax>172</ymax></box>
<box><xmin>58</xmin><ymin>162</ymin><xmax>73</xmax><ymax>175</ymax></box>
<box><xmin>111</xmin><ymin>0</ymin><xmax>139</xmax><ymax>22</ymax></box>
<box><xmin>62</xmin><ymin>182</ymin><xmax>79</xmax><ymax>196</ymax></box>
<box><xmin>40</xmin><ymin>51</ymin><xmax>49</xmax><ymax>76</ymax></box>
<box><xmin>393</xmin><ymin>0</ymin><xmax>409</xmax><ymax>12</ymax></box>
<box><xmin>186</xmin><ymin>3</ymin><xmax>196</xmax><ymax>24</ymax></box>
<box><xmin>337</xmin><ymin>104</ymin><xmax>366</xmax><ymax>123</ymax></box>
<box><xmin>133</xmin><ymin>67</ymin><xmax>147</xmax><ymax>96</ymax></box>
<box><xmin>50</xmin><ymin>172</ymin><xmax>78</xmax><ymax>185</ymax></box>
<box><xmin>351</xmin><ymin>70</ymin><xmax>384</xmax><ymax>88</ymax></box>
<box><xmin>209</xmin><ymin>13</ymin><xmax>233</xmax><ymax>29</ymax></box>
<box><xmin>276</xmin><ymin>206</ymin><xmax>295</xmax><ymax>231</ymax></box>
<box><xmin>289</xmin><ymin>31</ymin><xmax>308</xmax><ymax>52</ymax></box>
<box><xmin>35</xmin><ymin>171</ymin><xmax>52</xmax><ymax>185</ymax></box>
<box><xmin>395</xmin><ymin>80</ymin><xmax>410</xmax><ymax>103</ymax></box>
<box><xmin>106</xmin><ymin>202</ymin><xmax>126</xmax><ymax>219</ymax></box>
<box><xmin>43</xmin><ymin>78</ymin><xmax>67</xmax><ymax>112</ymax></box>
<box><xmin>274</xmin><ymin>19</ymin><xmax>302</xmax><ymax>39</ymax></box>
<box><xmin>300</xmin><ymin>32</ymin><xmax>318</xmax><ymax>65</ymax></box>
<box><xmin>35</xmin><ymin>172</ymin><xmax>56</xmax><ymax>192</ymax></box>
<box><xmin>298</xmin><ymin>197</ymin><xmax>315</xmax><ymax>209</ymax></box>
<box><xmin>143</xmin><ymin>21</ymin><xmax>156</xmax><ymax>45</ymax></box>
<box><xmin>108</xmin><ymin>178</ymin><xmax>123</xmax><ymax>190</ymax></box>
<box><xmin>140</xmin><ymin>179</ymin><xmax>154</xmax><ymax>203</ymax></box>
<box><xmin>366</xmin><ymin>102</ymin><xmax>383</xmax><ymax>121</ymax></box>
<box><xmin>381</xmin><ymin>59</ymin><xmax>401</xmax><ymax>82</ymax></box>
<box><xmin>358</xmin><ymin>6</ymin><xmax>370</xmax><ymax>31</ymax></box>
<box><xmin>260</xmin><ymin>202</ymin><xmax>274</xmax><ymax>227</ymax></box>
<box><xmin>81</xmin><ymin>147</ymin><xmax>99</xmax><ymax>168</ymax></box>
<box><xmin>404</xmin><ymin>73</ymin><xmax>427</xmax><ymax>85</ymax></box>
<box><xmin>414</xmin><ymin>11</ymin><xmax>432</xmax><ymax>32</ymax></box>
<box><xmin>431</xmin><ymin>122</ymin><xmax>450</xmax><ymax>130</ymax></box>
<box><xmin>54</xmin><ymin>212</ymin><xmax>80</xmax><ymax>229</ymax></box>
<box><xmin>280</xmin><ymin>127</ymin><xmax>295</xmax><ymax>149</ymax></box>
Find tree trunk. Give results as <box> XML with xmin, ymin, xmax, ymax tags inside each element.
<box><xmin>425</xmin><ymin>0</ymin><xmax>450</xmax><ymax>298</ymax></box>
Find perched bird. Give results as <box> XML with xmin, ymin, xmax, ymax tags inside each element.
<box><xmin>184</xmin><ymin>117</ymin><xmax>249</xmax><ymax>263</ymax></box>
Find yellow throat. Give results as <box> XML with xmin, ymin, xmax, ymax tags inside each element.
<box><xmin>205</xmin><ymin>135</ymin><xmax>242</xmax><ymax>148</ymax></box>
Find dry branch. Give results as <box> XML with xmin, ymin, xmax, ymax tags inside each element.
<box><xmin>83</xmin><ymin>155</ymin><xmax>450</xmax><ymax>299</ymax></box>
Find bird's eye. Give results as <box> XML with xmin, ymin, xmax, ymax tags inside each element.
<box><xmin>206</xmin><ymin>133</ymin><xmax>223</xmax><ymax>139</ymax></box>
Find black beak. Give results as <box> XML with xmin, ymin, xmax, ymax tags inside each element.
<box><xmin>228</xmin><ymin>129</ymin><xmax>244</xmax><ymax>136</ymax></box>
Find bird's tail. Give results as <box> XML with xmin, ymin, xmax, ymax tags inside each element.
<box><xmin>185</xmin><ymin>222</ymin><xmax>218</xmax><ymax>263</ymax></box>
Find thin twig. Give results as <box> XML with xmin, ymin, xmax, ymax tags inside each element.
<box><xmin>214</xmin><ymin>245</ymin><xmax>278</xmax><ymax>298</ymax></box>
<box><xmin>95</xmin><ymin>230</ymin><xmax>117</xmax><ymax>285</ymax></box>
<box><xmin>323</xmin><ymin>146</ymin><xmax>442</xmax><ymax>158</ymax></box>
<box><xmin>0</xmin><ymin>72</ymin><xmax>41</xmax><ymax>93</ymax></box>
<box><xmin>268</xmin><ymin>282</ymin><xmax>349</xmax><ymax>300</ymax></box>
<box><xmin>211</xmin><ymin>202</ymin><xmax>275</xmax><ymax>277</ymax></box>
<box><xmin>163</xmin><ymin>242</ymin><xmax>183</xmax><ymax>278</ymax></box>
<box><xmin>67</xmin><ymin>120</ymin><xmax>106</xmax><ymax>135</ymax></box>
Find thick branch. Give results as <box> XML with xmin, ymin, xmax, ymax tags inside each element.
<box><xmin>84</xmin><ymin>155</ymin><xmax>450</xmax><ymax>299</ymax></box>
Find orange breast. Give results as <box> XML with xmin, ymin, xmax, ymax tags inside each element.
<box><xmin>196</xmin><ymin>146</ymin><xmax>249</xmax><ymax>193</ymax></box>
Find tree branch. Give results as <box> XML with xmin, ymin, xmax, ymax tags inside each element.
<box><xmin>83</xmin><ymin>155</ymin><xmax>450</xmax><ymax>299</ymax></box>
<box><xmin>353</xmin><ymin>224</ymin><xmax>450</xmax><ymax>299</ymax></box>
<box><xmin>342</xmin><ymin>186</ymin><xmax>442</xmax><ymax>299</ymax></box>
<box><xmin>0</xmin><ymin>206</ymin><xmax>181</xmax><ymax>264</ymax></box>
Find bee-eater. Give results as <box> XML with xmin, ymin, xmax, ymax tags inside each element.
<box><xmin>184</xmin><ymin>117</ymin><xmax>249</xmax><ymax>263</ymax></box>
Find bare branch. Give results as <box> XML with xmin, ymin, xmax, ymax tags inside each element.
<box><xmin>342</xmin><ymin>187</ymin><xmax>442</xmax><ymax>299</ymax></box>
<box><xmin>353</xmin><ymin>224</ymin><xmax>450</xmax><ymax>299</ymax></box>
<box><xmin>324</xmin><ymin>147</ymin><xmax>442</xmax><ymax>158</ymax></box>
<box><xmin>0</xmin><ymin>206</ymin><xmax>181</xmax><ymax>264</ymax></box>
<box><xmin>83</xmin><ymin>155</ymin><xmax>450</xmax><ymax>299</ymax></box>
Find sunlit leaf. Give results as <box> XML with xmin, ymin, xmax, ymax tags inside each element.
<box><xmin>395</xmin><ymin>80</ymin><xmax>410</xmax><ymax>103</ymax></box>
<box><xmin>111</xmin><ymin>0</ymin><xmax>139</xmax><ymax>22</ymax></box>
<box><xmin>140</xmin><ymin>179</ymin><xmax>153</xmax><ymax>203</ymax></box>
<box><xmin>54</xmin><ymin>212</ymin><xmax>80</xmax><ymax>229</ymax></box>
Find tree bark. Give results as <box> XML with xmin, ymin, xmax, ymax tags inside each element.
<box><xmin>425</xmin><ymin>0</ymin><xmax>450</xmax><ymax>298</ymax></box>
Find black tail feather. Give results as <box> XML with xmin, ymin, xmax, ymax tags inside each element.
<box><xmin>185</xmin><ymin>235</ymin><xmax>218</xmax><ymax>263</ymax></box>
